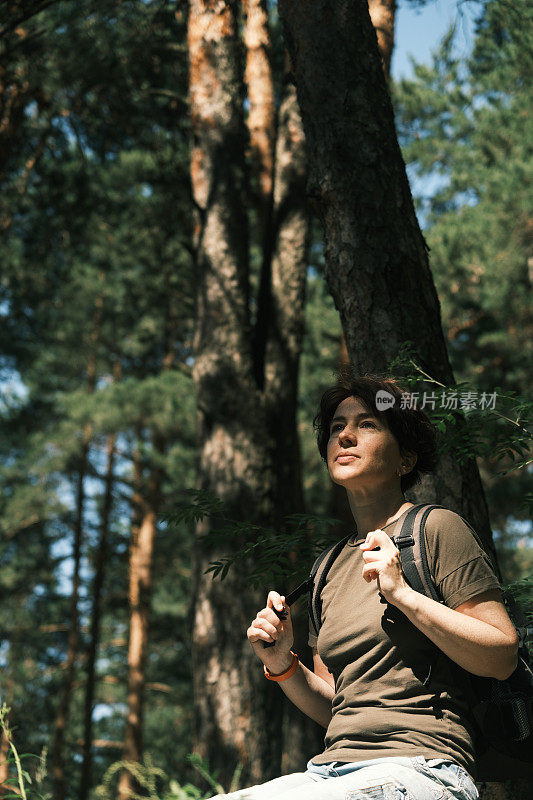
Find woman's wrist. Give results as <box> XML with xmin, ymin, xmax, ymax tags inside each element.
<box><xmin>263</xmin><ymin>650</ymin><xmax>294</xmax><ymax>675</ymax></box>
<box><xmin>387</xmin><ymin>583</ymin><xmax>417</xmax><ymax>609</ymax></box>
<box><xmin>264</xmin><ymin>651</ymin><xmax>299</xmax><ymax>681</ymax></box>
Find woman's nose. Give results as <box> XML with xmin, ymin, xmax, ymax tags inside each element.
<box><xmin>338</xmin><ymin>426</ymin><xmax>356</xmax><ymax>445</ymax></box>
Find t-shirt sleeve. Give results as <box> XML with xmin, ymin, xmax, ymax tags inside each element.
<box><xmin>424</xmin><ymin>508</ymin><xmax>501</xmax><ymax>609</ymax></box>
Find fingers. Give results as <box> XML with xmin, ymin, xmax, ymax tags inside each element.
<box><xmin>247</xmin><ymin>616</ymin><xmax>280</xmax><ymax>644</ymax></box>
<box><xmin>360</xmin><ymin>532</ymin><xmax>399</xmax><ymax>583</ymax></box>
<box><xmin>359</xmin><ymin>529</ymin><xmax>391</xmax><ymax>551</ymax></box>
<box><xmin>267</xmin><ymin>591</ymin><xmax>286</xmax><ymax>614</ymax></box>
<box><xmin>361</xmin><ymin>563</ymin><xmax>379</xmax><ymax>583</ymax></box>
<box><xmin>361</xmin><ymin>548</ymin><xmax>381</xmax><ymax>563</ymax></box>
<box><xmin>359</xmin><ymin>530</ymin><xmax>396</xmax><ymax>552</ymax></box>
<box><xmin>248</xmin><ymin>592</ymin><xmax>290</xmax><ymax>645</ymax></box>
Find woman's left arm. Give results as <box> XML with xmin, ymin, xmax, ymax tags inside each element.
<box><xmin>361</xmin><ymin>530</ymin><xmax>519</xmax><ymax>681</ymax></box>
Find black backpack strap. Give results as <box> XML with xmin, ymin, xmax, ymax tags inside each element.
<box><xmin>393</xmin><ymin>504</ymin><xmax>445</xmax><ymax>602</ymax></box>
<box><xmin>308</xmin><ymin>535</ymin><xmax>351</xmax><ymax>637</ymax></box>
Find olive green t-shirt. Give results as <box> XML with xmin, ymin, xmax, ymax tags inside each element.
<box><xmin>308</xmin><ymin>507</ymin><xmax>500</xmax><ymax>775</ymax></box>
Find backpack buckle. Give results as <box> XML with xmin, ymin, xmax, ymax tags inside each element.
<box><xmin>394</xmin><ymin>535</ymin><xmax>415</xmax><ymax>549</ymax></box>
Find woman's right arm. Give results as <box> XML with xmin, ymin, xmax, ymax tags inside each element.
<box><xmin>247</xmin><ymin>591</ymin><xmax>334</xmax><ymax>729</ymax></box>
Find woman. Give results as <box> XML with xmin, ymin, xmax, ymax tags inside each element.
<box><xmin>213</xmin><ymin>375</ymin><xmax>518</xmax><ymax>800</ymax></box>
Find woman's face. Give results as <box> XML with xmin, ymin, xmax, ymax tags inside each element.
<box><xmin>326</xmin><ymin>396</ymin><xmax>405</xmax><ymax>491</ymax></box>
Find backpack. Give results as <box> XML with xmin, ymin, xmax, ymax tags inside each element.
<box><xmin>301</xmin><ymin>503</ymin><xmax>533</xmax><ymax>782</ymax></box>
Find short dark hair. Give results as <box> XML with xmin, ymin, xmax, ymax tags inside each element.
<box><xmin>313</xmin><ymin>371</ymin><xmax>438</xmax><ymax>492</ymax></box>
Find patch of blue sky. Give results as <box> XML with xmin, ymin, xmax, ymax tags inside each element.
<box><xmin>0</xmin><ymin>371</ymin><xmax>29</xmax><ymax>411</ymax></box>
<box><xmin>393</xmin><ymin>0</ymin><xmax>481</xmax><ymax>82</ymax></box>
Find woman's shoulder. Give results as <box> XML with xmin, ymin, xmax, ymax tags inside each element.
<box><xmin>423</xmin><ymin>506</ymin><xmax>491</xmax><ymax>569</ymax></box>
<box><xmin>422</xmin><ymin>506</ymin><xmax>501</xmax><ymax>605</ymax></box>
<box><xmin>426</xmin><ymin>507</ymin><xmax>474</xmax><ymax>536</ymax></box>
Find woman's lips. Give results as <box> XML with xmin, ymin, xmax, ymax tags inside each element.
<box><xmin>336</xmin><ymin>454</ymin><xmax>359</xmax><ymax>462</ymax></box>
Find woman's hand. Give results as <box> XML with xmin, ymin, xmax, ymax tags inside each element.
<box><xmin>360</xmin><ymin>530</ymin><xmax>411</xmax><ymax>605</ymax></box>
<box><xmin>247</xmin><ymin>590</ymin><xmax>294</xmax><ymax>672</ymax></box>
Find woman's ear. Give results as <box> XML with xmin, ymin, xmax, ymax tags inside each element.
<box><xmin>401</xmin><ymin>451</ymin><xmax>418</xmax><ymax>473</ymax></box>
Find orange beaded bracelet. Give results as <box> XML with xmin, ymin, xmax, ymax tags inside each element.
<box><xmin>263</xmin><ymin>652</ymin><xmax>299</xmax><ymax>682</ymax></box>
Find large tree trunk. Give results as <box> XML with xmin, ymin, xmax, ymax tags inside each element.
<box><xmin>276</xmin><ymin>0</ymin><xmax>493</xmax><ymax>554</ymax></box>
<box><xmin>329</xmin><ymin>0</ymin><xmax>398</xmax><ymax>537</ymax></box>
<box><xmin>188</xmin><ymin>0</ymin><xmax>286</xmax><ymax>788</ymax></box>
<box><xmin>117</xmin><ymin>439</ymin><xmax>163</xmax><ymax>800</ymax></box>
<box><xmin>79</xmin><ymin>433</ymin><xmax>116</xmax><ymax>800</ymax></box>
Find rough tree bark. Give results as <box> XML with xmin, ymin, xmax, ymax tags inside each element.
<box><xmin>276</xmin><ymin>0</ymin><xmax>494</xmax><ymax>554</ymax></box>
<box><xmin>79</xmin><ymin>432</ymin><xmax>116</xmax><ymax>800</ymax></box>
<box><xmin>243</xmin><ymin>0</ymin><xmax>276</xmax><ymax>235</ymax></box>
<box><xmin>117</xmin><ymin>437</ymin><xmax>163</xmax><ymax>800</ymax></box>
<box><xmin>243</xmin><ymin>0</ymin><xmax>325</xmax><ymax>774</ymax></box>
<box><xmin>329</xmin><ymin>0</ymin><xmax>399</xmax><ymax>534</ymax></box>
<box><xmin>189</xmin><ymin>0</ymin><xmax>321</xmax><ymax>783</ymax></box>
<box><xmin>265</xmin><ymin>65</ymin><xmax>326</xmax><ymax>772</ymax></box>
<box><xmin>188</xmin><ymin>0</ymin><xmax>285</xmax><ymax>787</ymax></box>
<box><xmin>263</xmin><ymin>56</ymin><xmax>308</xmax><ymax>521</ymax></box>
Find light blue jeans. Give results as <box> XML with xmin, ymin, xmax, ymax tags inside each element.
<box><xmin>209</xmin><ymin>756</ymin><xmax>479</xmax><ymax>799</ymax></box>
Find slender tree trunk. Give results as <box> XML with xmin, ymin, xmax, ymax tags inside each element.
<box><xmin>0</xmin><ymin>22</ymin><xmax>51</xmax><ymax>208</ymax></box>
<box><xmin>243</xmin><ymin>0</ymin><xmax>276</xmax><ymax>236</ymax></box>
<box><xmin>243</xmin><ymin>3</ymin><xmax>321</xmax><ymax>773</ymax></box>
<box><xmin>52</xmin><ymin>350</ymin><xmax>97</xmax><ymax>800</ymax></box>
<box><xmin>264</xmin><ymin>53</ymin><xmax>308</xmax><ymax>518</ymax></box>
<box><xmin>51</xmin><ymin>448</ymin><xmax>87</xmax><ymax>800</ymax></box>
<box><xmin>79</xmin><ymin>433</ymin><xmax>116</xmax><ymax>800</ymax></box>
<box><xmin>261</xmin><ymin>54</ymin><xmax>328</xmax><ymax>772</ymax></box>
<box><xmin>368</xmin><ymin>0</ymin><xmax>396</xmax><ymax>80</ymax></box>
<box><xmin>277</xmin><ymin>0</ymin><xmax>494</xmax><ymax>554</ymax></box>
<box><xmin>0</xmin><ymin>726</ymin><xmax>10</xmax><ymax>795</ymax></box>
<box><xmin>117</xmin><ymin>439</ymin><xmax>163</xmax><ymax>800</ymax></box>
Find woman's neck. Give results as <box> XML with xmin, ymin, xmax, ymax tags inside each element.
<box><xmin>347</xmin><ymin>488</ymin><xmax>413</xmax><ymax>538</ymax></box>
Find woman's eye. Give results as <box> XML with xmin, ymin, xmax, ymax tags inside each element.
<box><xmin>360</xmin><ymin>420</ymin><xmax>376</xmax><ymax>428</ymax></box>
<box><xmin>330</xmin><ymin>424</ymin><xmax>343</xmax><ymax>434</ymax></box>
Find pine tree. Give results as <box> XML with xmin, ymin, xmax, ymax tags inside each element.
<box><xmin>0</xmin><ymin>2</ymin><xmax>196</xmax><ymax>795</ymax></box>
<box><xmin>393</xmin><ymin>0</ymin><xmax>532</xmax><ymax>577</ymax></box>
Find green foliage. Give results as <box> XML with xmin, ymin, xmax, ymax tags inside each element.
<box><xmin>0</xmin><ymin>705</ymin><xmax>51</xmax><ymax>800</ymax></box>
<box><xmin>388</xmin><ymin>342</ymin><xmax>532</xmax><ymax>480</ymax></box>
<box><xmin>94</xmin><ymin>753</ymin><xmax>232</xmax><ymax>799</ymax></box>
<box><xmin>503</xmin><ymin>576</ymin><xmax>533</xmax><ymax>619</ymax></box>
<box><xmin>165</xmin><ymin>491</ymin><xmax>341</xmax><ymax>590</ymax></box>
<box><xmin>393</xmin><ymin>0</ymin><xmax>532</xmax><ymax>395</ymax></box>
<box><xmin>95</xmin><ymin>755</ymin><xmax>166</xmax><ymax>800</ymax></box>
<box><xmin>0</xmin><ymin>0</ymin><xmax>197</xmax><ymax>794</ymax></box>
<box><xmin>392</xmin><ymin>0</ymin><xmax>532</xmax><ymax>577</ymax></box>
